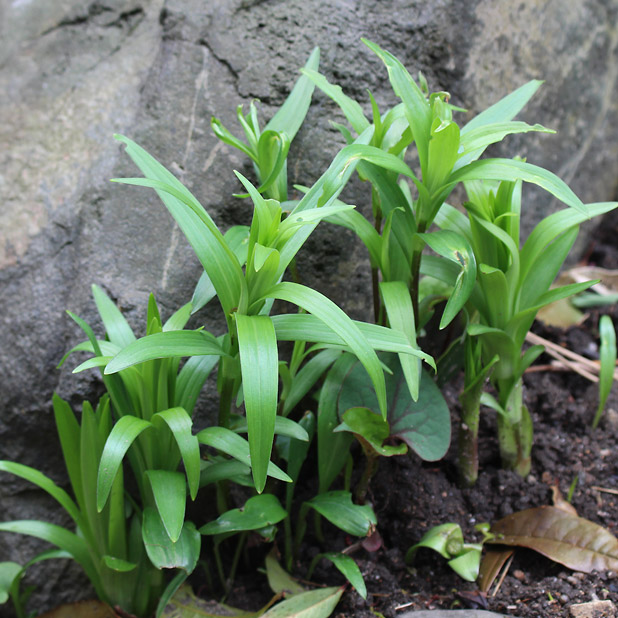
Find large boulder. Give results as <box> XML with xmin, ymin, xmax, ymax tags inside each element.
<box><xmin>1</xmin><ymin>0</ymin><xmax>616</xmax><ymax>611</ymax></box>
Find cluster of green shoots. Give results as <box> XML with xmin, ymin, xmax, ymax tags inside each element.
<box><xmin>0</xmin><ymin>39</ymin><xmax>615</xmax><ymax>617</ymax></box>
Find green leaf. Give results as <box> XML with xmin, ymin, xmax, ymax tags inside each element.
<box><xmin>114</xmin><ymin>136</ymin><xmax>246</xmax><ymax>317</ymax></box>
<box><xmin>301</xmin><ymin>68</ymin><xmax>369</xmax><ymax>134</ymax></box>
<box><xmin>97</xmin><ymin>416</ymin><xmax>152</xmax><ymax>511</ymax></box>
<box><xmin>462</xmin><ymin>80</ymin><xmax>543</xmax><ymax>132</ymax></box>
<box><xmin>261</xmin><ymin>586</ymin><xmax>343</xmax><ymax>618</ymax></box>
<box><xmin>0</xmin><ymin>521</ymin><xmax>99</xmax><ymax>595</ymax></box>
<box><xmin>379</xmin><ymin>281</ymin><xmax>420</xmax><ymax>401</ymax></box>
<box><xmin>199</xmin><ymin>494</ymin><xmax>287</xmax><ymax>536</ymax></box>
<box><xmin>420</xmin><ymin>230</ymin><xmax>477</xmax><ymax>329</ymax></box>
<box><xmin>105</xmin><ymin>330</ymin><xmax>227</xmax><ymax>374</ymax></box>
<box><xmin>317</xmin><ymin>355</ymin><xmax>356</xmax><ymax>493</ymax></box>
<box><xmin>265</xmin><ymin>47</ymin><xmax>320</xmax><ymax>140</ymax></box>
<box><xmin>426</xmin><ymin>118</ymin><xmax>460</xmax><ymax>193</ymax></box>
<box><xmin>336</xmin><ymin>408</ymin><xmax>407</xmax><ymax>457</ymax></box>
<box><xmin>146</xmin><ymin>470</ymin><xmax>186</xmax><ymax>542</ymax></box>
<box><xmin>52</xmin><ymin>394</ymin><xmax>85</xmax><ymax>516</ymax></box>
<box><xmin>197</xmin><ymin>427</ymin><xmax>291</xmax><ymax>483</ymax></box>
<box><xmin>282</xmin><ymin>349</ymin><xmax>342</xmax><ymax>416</ymax></box>
<box><xmin>101</xmin><ymin>555</ymin><xmax>138</xmax><ymax>572</ymax></box>
<box><xmin>236</xmin><ymin>314</ymin><xmax>279</xmax><ymax>493</ymax></box>
<box><xmin>305</xmin><ymin>491</ymin><xmax>376</xmax><ymax>537</ymax></box>
<box><xmin>446</xmin><ymin>158</ymin><xmax>584</xmax><ymax>213</ymax></box>
<box><xmin>264</xmin><ymin>282</ymin><xmax>387</xmax><ymax>417</ymax></box>
<box><xmin>91</xmin><ymin>284</ymin><xmax>136</xmax><ymax>348</ymax></box>
<box><xmin>142</xmin><ymin>508</ymin><xmax>200</xmax><ymax>572</ymax></box>
<box><xmin>458</xmin><ymin>121</ymin><xmax>554</xmax><ymax>168</ymax></box>
<box><xmin>175</xmin><ymin>354</ymin><xmax>219</xmax><ymax>414</ymax></box>
<box><xmin>593</xmin><ymin>315</ymin><xmax>617</xmax><ymax>429</ymax></box>
<box><xmin>0</xmin><ymin>461</ymin><xmax>81</xmax><ymax>527</ymax></box>
<box><xmin>0</xmin><ymin>561</ymin><xmax>22</xmax><ymax>604</ymax></box>
<box><xmin>362</xmin><ymin>38</ymin><xmax>431</xmax><ymax>175</ymax></box>
<box><xmin>271</xmin><ymin>314</ymin><xmax>434</xmax><ymax>364</ymax></box>
<box><xmin>234</xmin><ymin>416</ymin><xmax>309</xmax><ymax>442</ymax></box>
<box><xmin>338</xmin><ymin>353</ymin><xmax>451</xmax><ymax>462</ymax></box>
<box><xmin>316</xmin><ymin>553</ymin><xmax>366</xmax><ymax>599</ymax></box>
<box><xmin>152</xmin><ymin>407</ymin><xmax>200</xmax><ymax>500</ymax></box>
<box><xmin>265</xmin><ymin>550</ymin><xmax>306</xmax><ymax>596</ymax></box>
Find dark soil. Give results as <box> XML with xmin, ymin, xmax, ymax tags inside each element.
<box><xmin>217</xmin><ymin>214</ymin><xmax>618</xmax><ymax>618</ymax></box>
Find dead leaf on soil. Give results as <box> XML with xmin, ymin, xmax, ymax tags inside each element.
<box><xmin>486</xmin><ymin>505</ymin><xmax>618</xmax><ymax>573</ymax></box>
<box><xmin>36</xmin><ymin>601</ymin><xmax>117</xmax><ymax>618</ymax></box>
<box><xmin>478</xmin><ymin>547</ymin><xmax>514</xmax><ymax>594</ymax></box>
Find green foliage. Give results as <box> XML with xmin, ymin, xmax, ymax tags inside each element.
<box><xmin>4</xmin><ymin>38</ymin><xmax>618</xmax><ymax>618</ymax></box>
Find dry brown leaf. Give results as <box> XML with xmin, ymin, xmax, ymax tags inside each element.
<box><xmin>478</xmin><ymin>547</ymin><xmax>514</xmax><ymax>593</ymax></box>
<box><xmin>487</xmin><ymin>506</ymin><xmax>618</xmax><ymax>573</ymax></box>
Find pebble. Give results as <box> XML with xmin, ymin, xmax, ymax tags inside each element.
<box><xmin>569</xmin><ymin>599</ymin><xmax>616</xmax><ymax>618</ymax></box>
<box><xmin>513</xmin><ymin>569</ymin><xmax>526</xmax><ymax>581</ymax></box>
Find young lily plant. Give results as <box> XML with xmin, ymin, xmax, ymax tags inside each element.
<box><xmin>433</xmin><ymin>178</ymin><xmax>617</xmax><ymax>480</ymax></box>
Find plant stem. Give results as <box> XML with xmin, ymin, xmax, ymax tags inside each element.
<box><xmin>457</xmin><ymin>389</ymin><xmax>480</xmax><ymax>488</ymax></box>
<box><xmin>496</xmin><ymin>378</ymin><xmax>532</xmax><ymax>476</ymax></box>
<box><xmin>355</xmin><ymin>453</ymin><xmax>379</xmax><ymax>505</ymax></box>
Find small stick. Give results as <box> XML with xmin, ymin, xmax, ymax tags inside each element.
<box><xmin>394</xmin><ymin>601</ymin><xmax>416</xmax><ymax>610</ymax></box>
<box><xmin>592</xmin><ymin>485</ymin><xmax>618</xmax><ymax>495</ymax></box>
<box><xmin>491</xmin><ymin>553</ymin><xmax>514</xmax><ymax>598</ymax></box>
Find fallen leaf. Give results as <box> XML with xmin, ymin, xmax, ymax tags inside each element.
<box><xmin>260</xmin><ymin>586</ymin><xmax>344</xmax><ymax>618</ymax></box>
<box><xmin>36</xmin><ymin>601</ymin><xmax>117</xmax><ymax>618</ymax></box>
<box><xmin>266</xmin><ymin>550</ymin><xmax>306</xmax><ymax>597</ymax></box>
<box><xmin>487</xmin><ymin>506</ymin><xmax>618</xmax><ymax>573</ymax></box>
<box><xmin>478</xmin><ymin>547</ymin><xmax>514</xmax><ymax>593</ymax></box>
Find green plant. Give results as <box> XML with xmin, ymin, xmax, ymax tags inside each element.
<box><xmin>434</xmin><ymin>179</ymin><xmax>617</xmax><ymax>478</ymax></box>
<box><xmin>406</xmin><ymin>522</ymin><xmax>493</xmax><ymax>582</ymax></box>
<box><xmin>0</xmin><ymin>395</ymin><xmax>188</xmax><ymax>617</ymax></box>
<box><xmin>593</xmin><ymin>314</ymin><xmax>616</xmax><ymax>429</ymax></box>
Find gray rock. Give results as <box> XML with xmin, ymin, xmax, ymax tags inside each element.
<box><xmin>0</xmin><ymin>0</ymin><xmax>616</xmax><ymax>613</ymax></box>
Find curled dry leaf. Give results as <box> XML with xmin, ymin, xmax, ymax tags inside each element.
<box><xmin>486</xmin><ymin>506</ymin><xmax>618</xmax><ymax>573</ymax></box>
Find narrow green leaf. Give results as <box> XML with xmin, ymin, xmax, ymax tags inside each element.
<box><xmin>152</xmin><ymin>407</ymin><xmax>200</xmax><ymax>500</ymax></box>
<box><xmin>0</xmin><ymin>521</ymin><xmax>99</xmax><ymax>595</ymax></box>
<box><xmin>91</xmin><ymin>284</ymin><xmax>136</xmax><ymax>348</ymax></box>
<box><xmin>197</xmin><ymin>427</ymin><xmax>292</xmax><ymax>483</ymax></box>
<box><xmin>175</xmin><ymin>354</ymin><xmax>219</xmax><ymax>415</ymax></box>
<box><xmin>446</xmin><ymin>158</ymin><xmax>584</xmax><ymax>212</ymax></box>
<box><xmin>379</xmin><ymin>281</ymin><xmax>420</xmax><ymax>400</ymax></box>
<box><xmin>265</xmin><ymin>282</ymin><xmax>387</xmax><ymax>417</ymax></box>
<box><xmin>265</xmin><ymin>46</ymin><xmax>320</xmax><ymax>140</ymax></box>
<box><xmin>146</xmin><ymin>470</ymin><xmax>186</xmax><ymax>542</ymax></box>
<box><xmin>105</xmin><ymin>330</ymin><xmax>226</xmax><ymax>374</ymax></box>
<box><xmin>52</xmin><ymin>394</ymin><xmax>85</xmax><ymax>515</ymax></box>
<box><xmin>114</xmin><ymin>135</ymin><xmax>246</xmax><ymax>316</ymax></box>
<box><xmin>0</xmin><ymin>462</ymin><xmax>81</xmax><ymax>527</ymax></box>
<box><xmin>462</xmin><ymin>79</ymin><xmax>543</xmax><ymax>133</ymax></box>
<box><xmin>97</xmin><ymin>416</ymin><xmax>152</xmax><ymax>511</ymax></box>
<box><xmin>593</xmin><ymin>315</ymin><xmax>616</xmax><ymax>429</ymax></box>
<box><xmin>271</xmin><ymin>313</ymin><xmax>434</xmax><ymax>365</ymax></box>
<box><xmin>420</xmin><ymin>230</ymin><xmax>477</xmax><ymax>329</ymax></box>
<box><xmin>101</xmin><ymin>555</ymin><xmax>138</xmax><ymax>572</ymax></box>
<box><xmin>282</xmin><ymin>349</ymin><xmax>342</xmax><ymax>416</ymax></box>
<box><xmin>317</xmin><ymin>354</ymin><xmax>356</xmax><ymax>493</ymax></box>
<box><xmin>301</xmin><ymin>68</ymin><xmax>369</xmax><ymax>134</ymax></box>
<box><xmin>236</xmin><ymin>314</ymin><xmax>279</xmax><ymax>493</ymax></box>
<box><xmin>0</xmin><ymin>562</ymin><xmax>23</xmax><ymax>604</ymax></box>
<box><xmin>362</xmin><ymin>38</ymin><xmax>431</xmax><ymax>174</ymax></box>
<box><xmin>319</xmin><ymin>553</ymin><xmax>367</xmax><ymax>599</ymax></box>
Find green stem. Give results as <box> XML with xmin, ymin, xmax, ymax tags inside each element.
<box><xmin>457</xmin><ymin>389</ymin><xmax>480</xmax><ymax>488</ymax></box>
<box><xmin>496</xmin><ymin>377</ymin><xmax>532</xmax><ymax>476</ymax></box>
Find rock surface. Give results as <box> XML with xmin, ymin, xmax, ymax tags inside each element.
<box><xmin>1</xmin><ymin>0</ymin><xmax>617</xmax><ymax>612</ymax></box>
